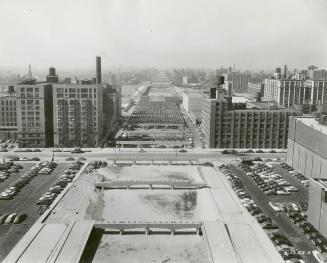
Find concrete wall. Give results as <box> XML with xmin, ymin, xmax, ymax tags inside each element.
<box><xmin>287</xmin><ymin>118</ymin><xmax>327</xmax><ymax>179</ymax></box>
<box><xmin>308</xmin><ymin>180</ymin><xmax>327</xmax><ymax>238</ymax></box>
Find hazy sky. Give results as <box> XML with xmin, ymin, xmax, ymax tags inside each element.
<box><xmin>0</xmin><ymin>0</ymin><xmax>327</xmax><ymax>71</ymax></box>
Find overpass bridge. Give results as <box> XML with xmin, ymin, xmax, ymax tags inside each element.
<box><xmin>95</xmin><ymin>179</ymin><xmax>208</xmax><ymax>190</ymax></box>
<box><xmin>94</xmin><ymin>221</ymin><xmax>202</xmax><ymax>235</ymax></box>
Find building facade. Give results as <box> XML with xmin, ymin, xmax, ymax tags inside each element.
<box><xmin>308</xmin><ymin>178</ymin><xmax>327</xmax><ymax>238</ymax></box>
<box><xmin>16</xmin><ymin>84</ymin><xmax>54</xmax><ymax>147</ymax></box>
<box><xmin>182</xmin><ymin>92</ymin><xmax>202</xmax><ymax>113</ymax></box>
<box><xmin>52</xmin><ymin>84</ymin><xmax>103</xmax><ymax>147</ymax></box>
<box><xmin>202</xmin><ymin>93</ymin><xmax>300</xmax><ymax>149</ymax></box>
<box><xmin>103</xmin><ymin>84</ymin><xmax>121</xmax><ymax>137</ymax></box>
<box><xmin>223</xmin><ymin>72</ymin><xmax>251</xmax><ymax>93</ymax></box>
<box><xmin>16</xmin><ymin>83</ymin><xmax>104</xmax><ymax>148</ymax></box>
<box><xmin>264</xmin><ymin>79</ymin><xmax>327</xmax><ymax>107</ymax></box>
<box><xmin>287</xmin><ymin>116</ymin><xmax>327</xmax><ymax>179</ymax></box>
<box><xmin>0</xmin><ymin>94</ymin><xmax>17</xmax><ymax>140</ymax></box>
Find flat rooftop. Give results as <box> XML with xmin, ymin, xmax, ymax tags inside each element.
<box><xmin>313</xmin><ymin>178</ymin><xmax>327</xmax><ymax>189</ymax></box>
<box><xmin>4</xmin><ymin>162</ymin><xmax>284</xmax><ymax>263</ymax></box>
<box><xmin>295</xmin><ymin>116</ymin><xmax>327</xmax><ymax>135</ymax></box>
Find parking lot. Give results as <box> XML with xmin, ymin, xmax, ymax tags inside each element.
<box><xmin>223</xmin><ymin>161</ymin><xmax>321</xmax><ymax>263</ymax></box>
<box><xmin>0</xmin><ymin>161</ymin><xmax>71</xmax><ymax>261</ymax></box>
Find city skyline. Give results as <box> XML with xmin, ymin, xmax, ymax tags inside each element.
<box><xmin>0</xmin><ymin>0</ymin><xmax>327</xmax><ymax>70</ymax></box>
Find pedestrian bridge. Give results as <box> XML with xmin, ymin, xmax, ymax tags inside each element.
<box><xmin>94</xmin><ymin>221</ymin><xmax>203</xmax><ymax>235</ymax></box>
<box><xmin>94</xmin><ymin>179</ymin><xmax>208</xmax><ymax>189</ymax></box>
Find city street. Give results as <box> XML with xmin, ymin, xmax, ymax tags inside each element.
<box><xmin>0</xmin><ymin>148</ymin><xmax>286</xmax><ymax>161</ymax></box>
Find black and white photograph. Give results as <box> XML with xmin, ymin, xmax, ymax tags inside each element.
<box><xmin>0</xmin><ymin>0</ymin><xmax>327</xmax><ymax>262</ymax></box>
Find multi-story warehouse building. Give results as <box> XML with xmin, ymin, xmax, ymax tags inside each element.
<box><xmin>16</xmin><ymin>83</ymin><xmax>104</xmax><ymax>148</ymax></box>
<box><xmin>0</xmin><ymin>88</ymin><xmax>17</xmax><ymax>140</ymax></box>
<box><xmin>52</xmin><ymin>84</ymin><xmax>103</xmax><ymax>147</ymax></box>
<box><xmin>264</xmin><ymin>78</ymin><xmax>327</xmax><ymax>107</ymax></box>
<box><xmin>202</xmin><ymin>90</ymin><xmax>300</xmax><ymax>149</ymax></box>
<box><xmin>223</xmin><ymin>71</ymin><xmax>251</xmax><ymax>93</ymax></box>
<box><xmin>16</xmin><ymin>84</ymin><xmax>54</xmax><ymax>147</ymax></box>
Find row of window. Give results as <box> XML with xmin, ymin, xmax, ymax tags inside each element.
<box><xmin>0</xmin><ymin>101</ymin><xmax>15</xmax><ymax>106</ymax></box>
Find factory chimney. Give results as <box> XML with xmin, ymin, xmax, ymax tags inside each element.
<box><xmin>96</xmin><ymin>56</ymin><xmax>102</xmax><ymax>84</ymax></box>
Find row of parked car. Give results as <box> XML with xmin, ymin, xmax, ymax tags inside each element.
<box><xmin>36</xmin><ymin>161</ymin><xmax>84</xmax><ymax>206</ymax></box>
<box><xmin>268</xmin><ymin>201</ymin><xmax>308</xmax><ymax>215</ymax></box>
<box><xmin>0</xmin><ymin>213</ymin><xmax>27</xmax><ymax>225</ymax></box>
<box><xmin>0</xmin><ymin>162</ymin><xmax>57</xmax><ymax>200</ymax></box>
<box><xmin>267</xmin><ymin>232</ymin><xmax>305</xmax><ymax>263</ymax></box>
<box><xmin>239</xmin><ymin>163</ymin><xmax>297</xmax><ymax>195</ymax></box>
<box><xmin>0</xmin><ymin>162</ymin><xmax>20</xmax><ymax>183</ymax></box>
<box><xmin>220</xmin><ymin>164</ymin><xmax>279</xmax><ymax>229</ymax></box>
<box><xmin>280</xmin><ymin>163</ymin><xmax>310</xmax><ymax>187</ymax></box>
<box><xmin>219</xmin><ymin>164</ymin><xmax>305</xmax><ymax>263</ymax></box>
<box><xmin>14</xmin><ymin>148</ymin><xmax>42</xmax><ymax>153</ymax></box>
<box><xmin>0</xmin><ymin>140</ymin><xmax>17</xmax><ymax>152</ymax></box>
<box><xmin>286</xmin><ymin>212</ymin><xmax>327</xmax><ymax>256</ymax></box>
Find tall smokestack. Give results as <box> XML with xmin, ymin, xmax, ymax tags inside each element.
<box><xmin>96</xmin><ymin>56</ymin><xmax>102</xmax><ymax>84</ymax></box>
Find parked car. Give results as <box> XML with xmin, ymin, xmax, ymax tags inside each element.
<box><xmin>0</xmin><ymin>214</ymin><xmax>8</xmax><ymax>224</ymax></box>
<box><xmin>71</xmin><ymin>148</ymin><xmax>84</xmax><ymax>154</ymax></box>
<box><xmin>13</xmin><ymin>213</ymin><xmax>27</xmax><ymax>224</ymax></box>
<box><xmin>269</xmin><ymin>202</ymin><xmax>283</xmax><ymax>212</ymax></box>
<box><xmin>312</xmin><ymin>250</ymin><xmax>327</xmax><ymax>263</ymax></box>
<box><xmin>4</xmin><ymin>213</ymin><xmax>17</xmax><ymax>224</ymax></box>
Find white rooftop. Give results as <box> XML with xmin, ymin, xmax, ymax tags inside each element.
<box><xmin>296</xmin><ymin>117</ymin><xmax>327</xmax><ymax>135</ymax></box>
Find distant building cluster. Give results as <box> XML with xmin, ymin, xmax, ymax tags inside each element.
<box><xmin>0</xmin><ymin>57</ymin><xmax>121</xmax><ymax>147</ymax></box>
<box><xmin>264</xmin><ymin>66</ymin><xmax>327</xmax><ymax>108</ymax></box>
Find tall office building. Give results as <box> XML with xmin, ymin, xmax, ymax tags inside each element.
<box><xmin>16</xmin><ymin>84</ymin><xmax>54</xmax><ymax>147</ymax></box>
<box><xmin>96</xmin><ymin>56</ymin><xmax>101</xmax><ymax>84</ymax></box>
<box><xmin>46</xmin><ymin>67</ymin><xmax>59</xmax><ymax>83</ymax></box>
<box><xmin>202</xmin><ymin>77</ymin><xmax>300</xmax><ymax>149</ymax></box>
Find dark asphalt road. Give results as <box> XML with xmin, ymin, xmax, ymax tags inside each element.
<box><xmin>0</xmin><ymin>162</ymin><xmax>70</xmax><ymax>261</ymax></box>
<box><xmin>229</xmin><ymin>165</ymin><xmax>318</xmax><ymax>263</ymax></box>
